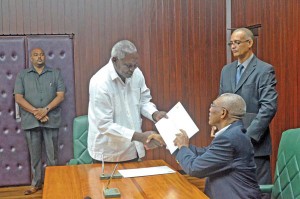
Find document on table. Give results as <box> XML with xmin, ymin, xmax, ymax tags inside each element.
<box><xmin>118</xmin><ymin>166</ymin><xmax>176</xmax><ymax>178</ymax></box>
<box><xmin>155</xmin><ymin>102</ymin><xmax>199</xmax><ymax>154</ymax></box>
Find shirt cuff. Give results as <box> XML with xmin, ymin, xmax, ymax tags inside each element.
<box><xmin>144</xmin><ymin>107</ymin><xmax>158</xmax><ymax>121</ymax></box>
<box><xmin>121</xmin><ymin>127</ymin><xmax>135</xmax><ymax>140</ymax></box>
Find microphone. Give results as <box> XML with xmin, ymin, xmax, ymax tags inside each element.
<box><xmin>100</xmin><ymin>157</ymin><xmax>122</xmax><ymax>180</ymax></box>
<box><xmin>103</xmin><ymin>164</ymin><xmax>121</xmax><ymax>198</ymax></box>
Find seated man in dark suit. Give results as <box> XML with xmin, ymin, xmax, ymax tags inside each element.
<box><xmin>174</xmin><ymin>93</ymin><xmax>261</xmax><ymax>199</ymax></box>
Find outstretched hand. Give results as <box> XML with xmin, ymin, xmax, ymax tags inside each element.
<box><xmin>143</xmin><ymin>131</ymin><xmax>165</xmax><ymax>150</ymax></box>
<box><xmin>144</xmin><ymin>132</ymin><xmax>165</xmax><ymax>150</ymax></box>
<box><xmin>132</xmin><ymin>131</ymin><xmax>165</xmax><ymax>150</ymax></box>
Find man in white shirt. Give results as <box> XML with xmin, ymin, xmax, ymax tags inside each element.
<box><xmin>88</xmin><ymin>40</ymin><xmax>166</xmax><ymax>163</ymax></box>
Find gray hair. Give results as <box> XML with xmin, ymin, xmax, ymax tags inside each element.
<box><xmin>219</xmin><ymin>93</ymin><xmax>246</xmax><ymax>119</ymax></box>
<box><xmin>233</xmin><ymin>28</ymin><xmax>254</xmax><ymax>41</ymax></box>
<box><xmin>111</xmin><ymin>40</ymin><xmax>137</xmax><ymax>59</ymax></box>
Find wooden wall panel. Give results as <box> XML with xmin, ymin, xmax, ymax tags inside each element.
<box><xmin>0</xmin><ymin>0</ymin><xmax>226</xmax><ymax>169</ymax></box>
<box><xmin>1</xmin><ymin>0</ymin><xmax>9</xmax><ymax>34</ymax></box>
<box><xmin>145</xmin><ymin>0</ymin><xmax>227</xmax><ymax>168</ymax></box>
<box><xmin>231</xmin><ymin>0</ymin><xmax>300</xmax><ymax>176</ymax></box>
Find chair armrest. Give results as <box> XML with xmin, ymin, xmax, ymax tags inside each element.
<box><xmin>259</xmin><ymin>184</ymin><xmax>273</xmax><ymax>193</ymax></box>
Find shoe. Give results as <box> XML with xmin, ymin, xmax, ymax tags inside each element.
<box><xmin>24</xmin><ymin>186</ymin><xmax>42</xmax><ymax>195</ymax></box>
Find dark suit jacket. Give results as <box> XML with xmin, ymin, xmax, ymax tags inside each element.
<box><xmin>176</xmin><ymin>121</ymin><xmax>261</xmax><ymax>199</ymax></box>
<box><xmin>219</xmin><ymin>55</ymin><xmax>278</xmax><ymax>156</ymax></box>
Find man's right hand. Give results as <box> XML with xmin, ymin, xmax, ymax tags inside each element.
<box><xmin>132</xmin><ymin>131</ymin><xmax>165</xmax><ymax>150</ymax></box>
<box><xmin>145</xmin><ymin>132</ymin><xmax>165</xmax><ymax>150</ymax></box>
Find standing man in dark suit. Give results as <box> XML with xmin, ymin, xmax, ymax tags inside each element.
<box><xmin>219</xmin><ymin>28</ymin><xmax>278</xmax><ymax>197</ymax></box>
<box><xmin>174</xmin><ymin>93</ymin><xmax>261</xmax><ymax>199</ymax></box>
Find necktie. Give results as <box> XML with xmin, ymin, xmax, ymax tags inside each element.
<box><xmin>236</xmin><ymin>65</ymin><xmax>244</xmax><ymax>85</ymax></box>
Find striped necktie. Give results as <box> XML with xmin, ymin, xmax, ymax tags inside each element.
<box><xmin>236</xmin><ymin>65</ymin><xmax>244</xmax><ymax>85</ymax></box>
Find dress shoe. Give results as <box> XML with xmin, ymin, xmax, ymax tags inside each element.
<box><xmin>24</xmin><ymin>186</ymin><xmax>42</xmax><ymax>195</ymax></box>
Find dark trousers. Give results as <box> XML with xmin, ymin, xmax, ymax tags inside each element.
<box><xmin>25</xmin><ymin>127</ymin><xmax>58</xmax><ymax>187</ymax></box>
<box><xmin>255</xmin><ymin>156</ymin><xmax>271</xmax><ymax>199</ymax></box>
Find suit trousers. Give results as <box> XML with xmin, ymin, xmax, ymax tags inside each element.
<box><xmin>25</xmin><ymin>127</ymin><xmax>58</xmax><ymax>187</ymax></box>
<box><xmin>255</xmin><ymin>156</ymin><xmax>271</xmax><ymax>199</ymax></box>
<box><xmin>255</xmin><ymin>156</ymin><xmax>271</xmax><ymax>184</ymax></box>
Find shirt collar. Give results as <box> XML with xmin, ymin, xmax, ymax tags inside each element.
<box><xmin>214</xmin><ymin>124</ymin><xmax>231</xmax><ymax>137</ymax></box>
<box><xmin>237</xmin><ymin>53</ymin><xmax>254</xmax><ymax>69</ymax></box>
<box><xmin>108</xmin><ymin>59</ymin><xmax>119</xmax><ymax>81</ymax></box>
<box><xmin>27</xmin><ymin>66</ymin><xmax>52</xmax><ymax>74</ymax></box>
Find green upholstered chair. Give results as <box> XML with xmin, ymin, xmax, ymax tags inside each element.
<box><xmin>260</xmin><ymin>128</ymin><xmax>300</xmax><ymax>199</ymax></box>
<box><xmin>68</xmin><ymin>115</ymin><xmax>93</xmax><ymax>165</ymax></box>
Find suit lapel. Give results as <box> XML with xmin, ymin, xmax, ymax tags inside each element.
<box><xmin>229</xmin><ymin>61</ymin><xmax>238</xmax><ymax>91</ymax></box>
<box><xmin>234</xmin><ymin>56</ymin><xmax>257</xmax><ymax>92</ymax></box>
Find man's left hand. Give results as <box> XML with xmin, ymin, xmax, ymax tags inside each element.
<box><xmin>174</xmin><ymin>129</ymin><xmax>189</xmax><ymax>149</ymax></box>
<box><xmin>34</xmin><ymin>108</ymin><xmax>48</xmax><ymax>120</ymax></box>
<box><xmin>40</xmin><ymin>115</ymin><xmax>49</xmax><ymax>123</ymax></box>
<box><xmin>152</xmin><ymin>111</ymin><xmax>168</xmax><ymax>122</ymax></box>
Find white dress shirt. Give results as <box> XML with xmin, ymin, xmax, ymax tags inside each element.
<box><xmin>214</xmin><ymin>124</ymin><xmax>231</xmax><ymax>137</ymax></box>
<box><xmin>88</xmin><ymin>60</ymin><xmax>158</xmax><ymax>162</ymax></box>
<box><xmin>237</xmin><ymin>53</ymin><xmax>254</xmax><ymax>71</ymax></box>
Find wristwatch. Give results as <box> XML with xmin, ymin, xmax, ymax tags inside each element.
<box><xmin>45</xmin><ymin>107</ymin><xmax>50</xmax><ymax>111</ymax></box>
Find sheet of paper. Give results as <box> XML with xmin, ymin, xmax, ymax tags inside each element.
<box><xmin>118</xmin><ymin>166</ymin><xmax>176</xmax><ymax>178</ymax></box>
<box><xmin>155</xmin><ymin>102</ymin><xmax>199</xmax><ymax>154</ymax></box>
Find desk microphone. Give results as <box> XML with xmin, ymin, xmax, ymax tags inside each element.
<box><xmin>103</xmin><ymin>163</ymin><xmax>121</xmax><ymax>198</ymax></box>
<box><xmin>100</xmin><ymin>158</ymin><xmax>122</xmax><ymax>180</ymax></box>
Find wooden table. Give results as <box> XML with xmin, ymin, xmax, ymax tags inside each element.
<box><xmin>43</xmin><ymin>160</ymin><xmax>208</xmax><ymax>199</ymax></box>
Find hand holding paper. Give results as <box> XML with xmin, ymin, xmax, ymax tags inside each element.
<box><xmin>155</xmin><ymin>102</ymin><xmax>199</xmax><ymax>153</ymax></box>
<box><xmin>152</xmin><ymin>111</ymin><xmax>168</xmax><ymax>122</ymax></box>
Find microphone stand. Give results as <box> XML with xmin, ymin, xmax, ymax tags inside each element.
<box><xmin>103</xmin><ymin>164</ymin><xmax>121</xmax><ymax>198</ymax></box>
<box><xmin>100</xmin><ymin>156</ymin><xmax>122</xmax><ymax>180</ymax></box>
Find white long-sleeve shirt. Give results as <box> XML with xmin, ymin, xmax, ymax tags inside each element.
<box><xmin>88</xmin><ymin>60</ymin><xmax>158</xmax><ymax>162</ymax></box>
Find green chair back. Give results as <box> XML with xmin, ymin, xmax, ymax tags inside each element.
<box><xmin>68</xmin><ymin>115</ymin><xmax>92</xmax><ymax>165</ymax></box>
<box><xmin>272</xmin><ymin>128</ymin><xmax>300</xmax><ymax>199</ymax></box>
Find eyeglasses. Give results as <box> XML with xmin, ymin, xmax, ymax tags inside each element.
<box><xmin>123</xmin><ymin>64</ymin><xmax>139</xmax><ymax>70</ymax></box>
<box><xmin>227</xmin><ymin>40</ymin><xmax>249</xmax><ymax>46</ymax></box>
<box><xmin>210</xmin><ymin>103</ymin><xmax>223</xmax><ymax>109</ymax></box>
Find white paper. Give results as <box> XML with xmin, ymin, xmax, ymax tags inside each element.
<box><xmin>155</xmin><ymin>102</ymin><xmax>199</xmax><ymax>154</ymax></box>
<box><xmin>118</xmin><ymin>166</ymin><xmax>176</xmax><ymax>178</ymax></box>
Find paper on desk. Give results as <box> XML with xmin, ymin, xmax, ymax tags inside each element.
<box><xmin>118</xmin><ymin>166</ymin><xmax>176</xmax><ymax>178</ymax></box>
<box><xmin>155</xmin><ymin>102</ymin><xmax>199</xmax><ymax>154</ymax></box>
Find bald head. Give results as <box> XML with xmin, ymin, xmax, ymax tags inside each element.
<box><xmin>217</xmin><ymin>93</ymin><xmax>246</xmax><ymax>119</ymax></box>
<box><xmin>232</xmin><ymin>28</ymin><xmax>254</xmax><ymax>41</ymax></box>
